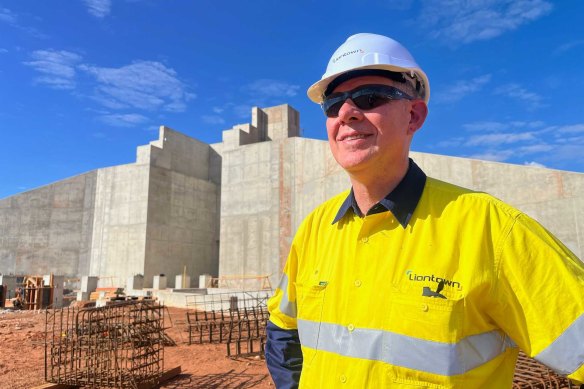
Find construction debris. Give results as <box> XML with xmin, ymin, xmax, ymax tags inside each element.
<box><xmin>45</xmin><ymin>301</ymin><xmax>165</xmax><ymax>389</ymax></box>
<box><xmin>1</xmin><ymin>274</ymin><xmax>66</xmax><ymax>310</ymax></box>
<box><xmin>24</xmin><ymin>276</ymin><xmax>51</xmax><ymax>310</ymax></box>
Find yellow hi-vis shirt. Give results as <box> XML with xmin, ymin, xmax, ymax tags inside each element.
<box><xmin>268</xmin><ymin>174</ymin><xmax>584</xmax><ymax>388</ymax></box>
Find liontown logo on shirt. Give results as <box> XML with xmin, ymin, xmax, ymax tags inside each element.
<box><xmin>405</xmin><ymin>270</ymin><xmax>462</xmax><ymax>290</ymax></box>
<box><xmin>422</xmin><ymin>280</ymin><xmax>447</xmax><ymax>299</ymax></box>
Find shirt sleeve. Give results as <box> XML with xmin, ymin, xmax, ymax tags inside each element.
<box><xmin>265</xmin><ymin>321</ymin><xmax>303</xmax><ymax>389</ymax></box>
<box><xmin>490</xmin><ymin>213</ymin><xmax>584</xmax><ymax>384</ymax></box>
<box><xmin>266</xmin><ymin>233</ymin><xmax>302</xmax><ymax>387</ymax></box>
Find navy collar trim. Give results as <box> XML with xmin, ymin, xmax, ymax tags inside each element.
<box><xmin>332</xmin><ymin>159</ymin><xmax>427</xmax><ymax>228</ymax></box>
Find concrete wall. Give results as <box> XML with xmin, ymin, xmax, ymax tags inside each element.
<box><xmin>143</xmin><ymin>126</ymin><xmax>220</xmax><ymax>288</ymax></box>
<box><xmin>0</xmin><ymin>172</ymin><xmax>96</xmax><ymax>277</ymax></box>
<box><xmin>221</xmin><ymin>104</ymin><xmax>300</xmax><ymax>152</ymax></box>
<box><xmin>218</xmin><ymin>135</ymin><xmax>584</xmax><ymax>288</ymax></box>
<box><xmin>88</xmin><ymin>163</ymin><xmax>149</xmax><ymax>286</ymax></box>
<box><xmin>0</xmin><ymin>125</ymin><xmax>221</xmax><ymax>289</ymax></box>
<box><xmin>218</xmin><ymin>140</ymin><xmax>280</xmax><ymax>286</ymax></box>
<box><xmin>217</xmin><ymin>105</ymin><xmax>303</xmax><ymax>288</ymax></box>
<box><xmin>263</xmin><ymin>105</ymin><xmax>301</xmax><ymax>140</ymax></box>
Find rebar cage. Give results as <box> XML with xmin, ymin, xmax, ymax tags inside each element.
<box><xmin>185</xmin><ymin>290</ymin><xmax>272</xmax><ymax>357</ymax></box>
<box><xmin>45</xmin><ymin>301</ymin><xmax>164</xmax><ymax>389</ymax></box>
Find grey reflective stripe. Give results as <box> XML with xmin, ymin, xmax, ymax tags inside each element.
<box><xmin>534</xmin><ymin>313</ymin><xmax>584</xmax><ymax>375</ymax></box>
<box><xmin>297</xmin><ymin>319</ymin><xmax>515</xmax><ymax>376</ymax></box>
<box><xmin>277</xmin><ymin>273</ymin><xmax>297</xmax><ymax>318</ymax></box>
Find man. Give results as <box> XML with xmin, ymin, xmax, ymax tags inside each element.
<box><xmin>266</xmin><ymin>33</ymin><xmax>584</xmax><ymax>388</ymax></box>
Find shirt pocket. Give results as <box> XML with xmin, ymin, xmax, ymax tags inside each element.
<box><xmin>295</xmin><ymin>282</ymin><xmax>327</xmax><ymax>366</ymax></box>
<box><xmin>386</xmin><ymin>290</ymin><xmax>465</xmax><ymax>387</ymax></box>
<box><xmin>388</xmin><ymin>289</ymin><xmax>464</xmax><ymax>342</ymax></box>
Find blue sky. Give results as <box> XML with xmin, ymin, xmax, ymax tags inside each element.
<box><xmin>1</xmin><ymin>0</ymin><xmax>583</xmax><ymax>199</ymax></box>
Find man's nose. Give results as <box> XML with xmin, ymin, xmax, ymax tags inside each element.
<box><xmin>337</xmin><ymin>99</ymin><xmax>364</xmax><ymax>123</ymax></box>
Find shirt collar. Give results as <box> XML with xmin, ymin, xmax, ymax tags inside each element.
<box><xmin>332</xmin><ymin>159</ymin><xmax>427</xmax><ymax>228</ymax></box>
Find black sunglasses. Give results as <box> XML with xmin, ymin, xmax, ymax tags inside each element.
<box><xmin>321</xmin><ymin>84</ymin><xmax>414</xmax><ymax>118</ymax></box>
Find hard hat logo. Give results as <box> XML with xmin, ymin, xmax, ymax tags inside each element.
<box><xmin>331</xmin><ymin>49</ymin><xmax>365</xmax><ymax>64</ymax></box>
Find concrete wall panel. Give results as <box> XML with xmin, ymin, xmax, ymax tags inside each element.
<box><xmin>0</xmin><ymin>172</ymin><xmax>96</xmax><ymax>277</ymax></box>
<box><xmin>143</xmin><ymin>127</ymin><xmax>220</xmax><ymax>288</ymax></box>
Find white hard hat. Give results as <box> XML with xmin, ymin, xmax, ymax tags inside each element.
<box><xmin>307</xmin><ymin>33</ymin><xmax>430</xmax><ymax>104</ymax></box>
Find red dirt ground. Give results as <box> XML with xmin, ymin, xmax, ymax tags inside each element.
<box><xmin>0</xmin><ymin>306</ymin><xmax>273</xmax><ymax>389</ymax></box>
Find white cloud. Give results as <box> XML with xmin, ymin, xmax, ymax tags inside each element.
<box><xmin>99</xmin><ymin>113</ymin><xmax>149</xmax><ymax>127</ymax></box>
<box><xmin>555</xmin><ymin>124</ymin><xmax>584</xmax><ymax>134</ymax></box>
<box><xmin>245</xmin><ymin>79</ymin><xmax>300</xmax><ymax>98</ymax></box>
<box><xmin>508</xmin><ymin>120</ymin><xmax>545</xmax><ymax>129</ymax></box>
<box><xmin>462</xmin><ymin>121</ymin><xmax>507</xmax><ymax>133</ymax></box>
<box><xmin>83</xmin><ymin>0</ymin><xmax>112</xmax><ymax>18</ymax></box>
<box><xmin>494</xmin><ymin>83</ymin><xmax>544</xmax><ymax>109</ymax></box>
<box><xmin>80</xmin><ymin>61</ymin><xmax>194</xmax><ymax>112</ymax></box>
<box><xmin>212</xmin><ymin>107</ymin><xmax>224</xmax><ymax>114</ymax></box>
<box><xmin>465</xmin><ymin>132</ymin><xmax>536</xmax><ymax>147</ymax></box>
<box><xmin>462</xmin><ymin>120</ymin><xmax>544</xmax><ymax>133</ymax></box>
<box><xmin>235</xmin><ymin>104</ymin><xmax>254</xmax><ymax>118</ymax></box>
<box><xmin>523</xmin><ymin>161</ymin><xmax>546</xmax><ymax>168</ymax></box>
<box><xmin>517</xmin><ymin>144</ymin><xmax>554</xmax><ymax>154</ymax></box>
<box><xmin>418</xmin><ymin>0</ymin><xmax>553</xmax><ymax>45</ymax></box>
<box><xmin>449</xmin><ymin>121</ymin><xmax>584</xmax><ymax>169</ymax></box>
<box><xmin>202</xmin><ymin>115</ymin><xmax>225</xmax><ymax>125</ymax></box>
<box><xmin>527</xmin><ymin>142</ymin><xmax>584</xmax><ymax>170</ymax></box>
<box><xmin>0</xmin><ymin>7</ymin><xmax>17</xmax><ymax>25</ymax></box>
<box><xmin>0</xmin><ymin>7</ymin><xmax>47</xmax><ymax>38</ymax></box>
<box><xmin>23</xmin><ymin>49</ymin><xmax>82</xmax><ymax>90</ymax></box>
<box><xmin>0</xmin><ymin>48</ymin><xmax>7</xmax><ymax>54</ymax></box>
<box><xmin>468</xmin><ymin>150</ymin><xmax>515</xmax><ymax>162</ymax></box>
<box><xmin>436</xmin><ymin>138</ymin><xmax>464</xmax><ymax>148</ymax></box>
<box><xmin>553</xmin><ymin>40</ymin><xmax>584</xmax><ymax>56</ymax></box>
<box><xmin>434</xmin><ymin>74</ymin><xmax>491</xmax><ymax>103</ymax></box>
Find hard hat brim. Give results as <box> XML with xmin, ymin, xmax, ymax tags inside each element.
<box><xmin>307</xmin><ymin>64</ymin><xmax>430</xmax><ymax>104</ymax></box>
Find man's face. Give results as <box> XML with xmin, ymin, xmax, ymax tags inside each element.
<box><xmin>325</xmin><ymin>75</ymin><xmax>427</xmax><ymax>177</ymax></box>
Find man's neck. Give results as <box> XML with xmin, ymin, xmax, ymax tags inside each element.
<box><xmin>348</xmin><ymin>160</ymin><xmax>409</xmax><ymax>215</ymax></box>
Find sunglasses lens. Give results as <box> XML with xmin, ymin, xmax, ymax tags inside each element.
<box><xmin>325</xmin><ymin>101</ymin><xmax>344</xmax><ymax>117</ymax></box>
<box><xmin>353</xmin><ymin>93</ymin><xmax>388</xmax><ymax>111</ymax></box>
<box><xmin>322</xmin><ymin>85</ymin><xmax>411</xmax><ymax>118</ymax></box>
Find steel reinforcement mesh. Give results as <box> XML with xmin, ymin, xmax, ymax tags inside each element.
<box><xmin>185</xmin><ymin>291</ymin><xmax>271</xmax><ymax>357</ymax></box>
<box><xmin>45</xmin><ymin>301</ymin><xmax>164</xmax><ymax>389</ymax></box>
<box><xmin>513</xmin><ymin>351</ymin><xmax>577</xmax><ymax>388</ymax></box>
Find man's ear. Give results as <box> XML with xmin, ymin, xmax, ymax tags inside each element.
<box><xmin>408</xmin><ymin>100</ymin><xmax>428</xmax><ymax>135</ymax></box>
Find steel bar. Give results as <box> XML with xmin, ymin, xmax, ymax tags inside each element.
<box><xmin>45</xmin><ymin>301</ymin><xmax>164</xmax><ymax>389</ymax></box>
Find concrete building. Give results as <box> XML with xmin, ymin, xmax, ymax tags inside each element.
<box><xmin>1</xmin><ymin>104</ymin><xmax>583</xmax><ymax>289</ymax></box>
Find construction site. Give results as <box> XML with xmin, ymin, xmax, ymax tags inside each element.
<box><xmin>1</xmin><ymin>104</ymin><xmax>583</xmax><ymax>388</ymax></box>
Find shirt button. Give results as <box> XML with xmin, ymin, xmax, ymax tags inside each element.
<box><xmin>348</xmin><ymin>324</ymin><xmax>355</xmax><ymax>332</ymax></box>
<box><xmin>340</xmin><ymin>375</ymin><xmax>347</xmax><ymax>383</ymax></box>
<box><xmin>421</xmin><ymin>304</ymin><xmax>429</xmax><ymax>312</ymax></box>
<box><xmin>354</xmin><ymin>280</ymin><xmax>362</xmax><ymax>287</ymax></box>
<box><xmin>361</xmin><ymin>236</ymin><xmax>369</xmax><ymax>243</ymax></box>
